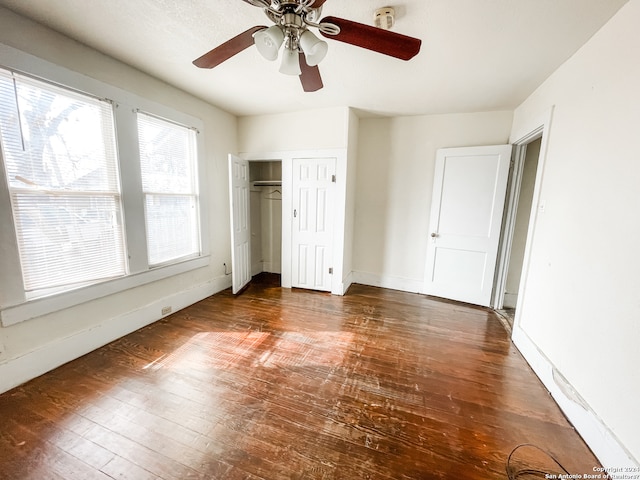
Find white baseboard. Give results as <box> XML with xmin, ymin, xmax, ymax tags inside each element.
<box><xmin>351</xmin><ymin>271</ymin><xmax>424</xmax><ymax>293</ymax></box>
<box><xmin>503</xmin><ymin>292</ymin><xmax>518</xmax><ymax>308</ymax></box>
<box><xmin>512</xmin><ymin>325</ymin><xmax>638</xmax><ymax>468</ymax></box>
<box><xmin>332</xmin><ymin>271</ymin><xmax>354</xmax><ymax>296</ymax></box>
<box><xmin>0</xmin><ymin>275</ymin><xmax>232</xmax><ymax>394</ymax></box>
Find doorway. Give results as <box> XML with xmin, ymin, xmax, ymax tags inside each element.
<box><xmin>228</xmin><ymin>155</ymin><xmax>283</xmax><ymax>294</ymax></box>
<box><xmin>503</xmin><ymin>139</ymin><xmax>540</xmax><ymax>313</ymax></box>
<box><xmin>493</xmin><ymin>133</ymin><xmax>545</xmax><ymax>329</ymax></box>
<box><xmin>249</xmin><ymin>160</ymin><xmax>283</xmax><ymax>278</ymax></box>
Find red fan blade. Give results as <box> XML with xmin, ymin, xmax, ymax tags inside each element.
<box><xmin>311</xmin><ymin>0</ymin><xmax>328</xmax><ymax>7</ymax></box>
<box><xmin>193</xmin><ymin>26</ymin><xmax>266</xmax><ymax>69</ymax></box>
<box><xmin>298</xmin><ymin>53</ymin><xmax>323</xmax><ymax>92</ymax></box>
<box><xmin>239</xmin><ymin>0</ymin><xmax>270</xmax><ymax>7</ymax></box>
<box><xmin>320</xmin><ymin>16</ymin><xmax>421</xmax><ymax>60</ymax></box>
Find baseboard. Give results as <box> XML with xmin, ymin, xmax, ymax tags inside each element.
<box><xmin>512</xmin><ymin>325</ymin><xmax>638</xmax><ymax>468</ymax></box>
<box><xmin>252</xmin><ymin>263</ymin><xmax>281</xmax><ymax>276</ymax></box>
<box><xmin>503</xmin><ymin>292</ymin><xmax>518</xmax><ymax>308</ymax></box>
<box><xmin>333</xmin><ymin>271</ymin><xmax>354</xmax><ymax>296</ymax></box>
<box><xmin>0</xmin><ymin>275</ymin><xmax>232</xmax><ymax>394</ymax></box>
<box><xmin>351</xmin><ymin>271</ymin><xmax>424</xmax><ymax>293</ymax></box>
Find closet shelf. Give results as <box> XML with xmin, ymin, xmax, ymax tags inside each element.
<box><xmin>252</xmin><ymin>180</ymin><xmax>282</xmax><ymax>186</ymax></box>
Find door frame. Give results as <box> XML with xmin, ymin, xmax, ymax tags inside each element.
<box><xmin>492</xmin><ymin>107</ymin><xmax>554</xmax><ymax>328</ymax></box>
<box><xmin>240</xmin><ymin>149</ymin><xmax>347</xmax><ymax>295</ymax></box>
<box><xmin>492</xmin><ymin>141</ymin><xmax>529</xmax><ymax>310</ymax></box>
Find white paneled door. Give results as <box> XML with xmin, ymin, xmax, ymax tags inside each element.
<box><xmin>229</xmin><ymin>154</ymin><xmax>251</xmax><ymax>294</ymax></box>
<box><xmin>292</xmin><ymin>157</ymin><xmax>336</xmax><ymax>292</ymax></box>
<box><xmin>424</xmin><ymin>145</ymin><xmax>512</xmax><ymax>306</ymax></box>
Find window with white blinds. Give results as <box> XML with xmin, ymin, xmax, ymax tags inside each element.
<box><xmin>0</xmin><ymin>69</ymin><xmax>126</xmax><ymax>296</ymax></box>
<box><xmin>137</xmin><ymin>112</ymin><xmax>200</xmax><ymax>266</ymax></box>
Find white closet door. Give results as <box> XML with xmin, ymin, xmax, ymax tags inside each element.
<box><xmin>291</xmin><ymin>157</ymin><xmax>336</xmax><ymax>292</ymax></box>
<box><xmin>229</xmin><ymin>154</ymin><xmax>251</xmax><ymax>294</ymax></box>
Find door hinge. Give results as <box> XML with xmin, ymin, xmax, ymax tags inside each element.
<box><xmin>331</xmin><ymin>174</ymin><xmax>336</xmax><ymax>183</ymax></box>
<box><xmin>329</xmin><ymin>267</ymin><xmax>333</xmax><ymax>275</ymax></box>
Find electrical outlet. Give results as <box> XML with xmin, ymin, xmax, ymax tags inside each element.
<box><xmin>161</xmin><ymin>306</ymin><xmax>172</xmax><ymax>315</ymax></box>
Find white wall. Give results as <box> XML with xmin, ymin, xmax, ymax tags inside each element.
<box><xmin>0</xmin><ymin>8</ymin><xmax>236</xmax><ymax>392</ymax></box>
<box><xmin>238</xmin><ymin>107</ymin><xmax>350</xmax><ymax>153</ymax></box>
<box><xmin>353</xmin><ymin>112</ymin><xmax>513</xmax><ymax>292</ymax></box>
<box><xmin>511</xmin><ymin>0</ymin><xmax>640</xmax><ymax>465</ymax></box>
<box><xmin>341</xmin><ymin>109</ymin><xmax>359</xmax><ymax>291</ymax></box>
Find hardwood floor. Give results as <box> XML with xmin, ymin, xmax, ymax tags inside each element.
<box><xmin>0</xmin><ymin>274</ymin><xmax>599</xmax><ymax>479</ymax></box>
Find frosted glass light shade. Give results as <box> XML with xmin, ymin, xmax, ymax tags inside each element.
<box><xmin>299</xmin><ymin>30</ymin><xmax>328</xmax><ymax>66</ymax></box>
<box><xmin>279</xmin><ymin>48</ymin><xmax>302</xmax><ymax>75</ymax></box>
<box><xmin>254</xmin><ymin>25</ymin><xmax>284</xmax><ymax>61</ymax></box>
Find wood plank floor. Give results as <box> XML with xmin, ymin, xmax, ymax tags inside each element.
<box><xmin>0</xmin><ymin>274</ymin><xmax>599</xmax><ymax>479</ymax></box>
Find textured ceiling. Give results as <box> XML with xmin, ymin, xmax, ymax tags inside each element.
<box><xmin>0</xmin><ymin>0</ymin><xmax>629</xmax><ymax>117</ymax></box>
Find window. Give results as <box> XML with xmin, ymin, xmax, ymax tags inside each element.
<box><xmin>0</xmin><ymin>69</ymin><xmax>126</xmax><ymax>297</ymax></box>
<box><xmin>0</xmin><ymin>49</ymin><xmax>208</xmax><ymax>326</ymax></box>
<box><xmin>137</xmin><ymin>112</ymin><xmax>200</xmax><ymax>266</ymax></box>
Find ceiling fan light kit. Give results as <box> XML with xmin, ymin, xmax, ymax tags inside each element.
<box><xmin>254</xmin><ymin>25</ymin><xmax>285</xmax><ymax>60</ymax></box>
<box><xmin>279</xmin><ymin>45</ymin><xmax>302</xmax><ymax>75</ymax></box>
<box><xmin>193</xmin><ymin>0</ymin><xmax>422</xmax><ymax>91</ymax></box>
<box><xmin>298</xmin><ymin>30</ymin><xmax>328</xmax><ymax>66</ymax></box>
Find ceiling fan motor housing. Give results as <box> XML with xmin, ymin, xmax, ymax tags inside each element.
<box><xmin>374</xmin><ymin>7</ymin><xmax>395</xmax><ymax>30</ymax></box>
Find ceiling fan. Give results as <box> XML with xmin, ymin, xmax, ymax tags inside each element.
<box><xmin>193</xmin><ymin>0</ymin><xmax>422</xmax><ymax>92</ymax></box>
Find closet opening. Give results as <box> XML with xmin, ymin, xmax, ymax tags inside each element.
<box><xmin>249</xmin><ymin>160</ymin><xmax>283</xmax><ymax>281</ymax></box>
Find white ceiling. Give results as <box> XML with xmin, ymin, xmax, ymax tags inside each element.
<box><xmin>0</xmin><ymin>0</ymin><xmax>629</xmax><ymax>117</ymax></box>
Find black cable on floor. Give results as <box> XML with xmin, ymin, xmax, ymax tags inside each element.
<box><xmin>506</xmin><ymin>443</ymin><xmax>571</xmax><ymax>479</ymax></box>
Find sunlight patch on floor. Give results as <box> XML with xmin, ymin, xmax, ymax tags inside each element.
<box><xmin>142</xmin><ymin>330</ymin><xmax>355</xmax><ymax>371</ymax></box>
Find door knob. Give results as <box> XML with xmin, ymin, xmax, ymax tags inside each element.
<box><xmin>431</xmin><ymin>232</ymin><xmax>438</xmax><ymax>238</ymax></box>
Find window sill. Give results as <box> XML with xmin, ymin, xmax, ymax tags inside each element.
<box><xmin>0</xmin><ymin>255</ymin><xmax>210</xmax><ymax>327</ymax></box>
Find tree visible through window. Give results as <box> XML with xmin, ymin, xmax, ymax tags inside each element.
<box><xmin>0</xmin><ymin>69</ymin><xmax>125</xmax><ymax>296</ymax></box>
<box><xmin>137</xmin><ymin>112</ymin><xmax>200</xmax><ymax>266</ymax></box>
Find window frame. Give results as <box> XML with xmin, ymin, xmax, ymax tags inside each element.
<box><xmin>136</xmin><ymin>111</ymin><xmax>202</xmax><ymax>267</ymax></box>
<box><xmin>0</xmin><ymin>44</ymin><xmax>210</xmax><ymax>327</ymax></box>
<box><xmin>0</xmin><ymin>71</ymin><xmax>128</xmax><ymax>296</ymax></box>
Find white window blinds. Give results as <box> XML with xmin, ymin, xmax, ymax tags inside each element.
<box><xmin>0</xmin><ymin>69</ymin><xmax>126</xmax><ymax>295</ymax></box>
<box><xmin>137</xmin><ymin>112</ymin><xmax>200</xmax><ymax>266</ymax></box>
